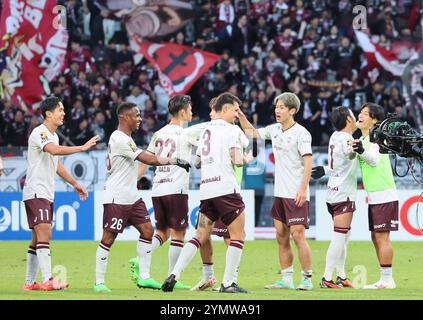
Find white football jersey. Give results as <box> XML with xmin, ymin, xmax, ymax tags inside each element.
<box><xmin>258</xmin><ymin>123</ymin><xmax>312</xmax><ymax>200</ymax></box>
<box><xmin>103</xmin><ymin>130</ymin><xmax>143</xmax><ymax>204</ymax></box>
<box><xmin>326</xmin><ymin>131</ymin><xmax>358</xmax><ymax>203</ymax></box>
<box><xmin>197</xmin><ymin>119</ymin><xmax>247</xmax><ymax>200</ymax></box>
<box><xmin>185</xmin><ymin>122</ymin><xmax>249</xmax><ymax>149</ymax></box>
<box><xmin>147</xmin><ymin>124</ymin><xmax>198</xmax><ymax>197</ymax></box>
<box><xmin>184</xmin><ymin>122</ymin><xmax>209</xmax><ymax>147</ymax></box>
<box><xmin>23</xmin><ymin>124</ymin><xmax>59</xmax><ymax>202</ymax></box>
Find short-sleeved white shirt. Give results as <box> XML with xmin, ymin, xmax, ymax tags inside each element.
<box><xmin>147</xmin><ymin>124</ymin><xmax>198</xmax><ymax>197</ymax></box>
<box><xmin>103</xmin><ymin>130</ymin><xmax>143</xmax><ymax>204</ymax></box>
<box><xmin>185</xmin><ymin>122</ymin><xmax>249</xmax><ymax>149</ymax></box>
<box><xmin>258</xmin><ymin>123</ymin><xmax>312</xmax><ymax>200</ymax></box>
<box><xmin>326</xmin><ymin>131</ymin><xmax>358</xmax><ymax>203</ymax></box>
<box><xmin>197</xmin><ymin>119</ymin><xmax>246</xmax><ymax>200</ymax></box>
<box><xmin>23</xmin><ymin>124</ymin><xmax>59</xmax><ymax>202</ymax></box>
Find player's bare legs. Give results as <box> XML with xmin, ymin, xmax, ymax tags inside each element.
<box><xmin>322</xmin><ymin>212</ymin><xmax>353</xmax><ymax>288</ymax></box>
<box><xmin>288</xmin><ymin>224</ymin><xmax>313</xmax><ymax>290</ymax></box>
<box><xmin>290</xmin><ymin>225</ymin><xmax>312</xmax><ymax>270</ymax></box>
<box><xmin>23</xmin><ymin>230</ymin><xmax>40</xmax><ymax>290</ymax></box>
<box><xmin>275</xmin><ymin>220</ymin><xmax>294</xmax><ymax>269</ymax></box>
<box><xmin>365</xmin><ymin>231</ymin><xmax>395</xmax><ymax>289</ymax></box>
<box><xmin>153</xmin><ymin>229</ymin><xmax>170</xmax><ymax>249</ymax></box>
<box><xmin>162</xmin><ymin>213</ymin><xmax>213</xmax><ymax>292</ymax></box>
<box><xmin>371</xmin><ymin>231</ymin><xmax>393</xmax><ymax>265</ymax></box>
<box><xmin>265</xmin><ymin>219</ymin><xmax>295</xmax><ymax>290</ymax></box>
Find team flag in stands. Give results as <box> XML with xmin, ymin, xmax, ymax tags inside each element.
<box><xmin>0</xmin><ymin>0</ymin><xmax>68</xmax><ymax>109</ymax></box>
<box><xmin>355</xmin><ymin>29</ymin><xmax>423</xmax><ymax>131</ymax></box>
<box><xmin>354</xmin><ymin>30</ymin><xmax>409</xmax><ymax>76</ymax></box>
<box><xmin>139</xmin><ymin>41</ymin><xmax>221</xmax><ymax>97</ymax></box>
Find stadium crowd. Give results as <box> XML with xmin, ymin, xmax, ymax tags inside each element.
<box><xmin>0</xmin><ymin>0</ymin><xmax>419</xmax><ymax>148</ymax></box>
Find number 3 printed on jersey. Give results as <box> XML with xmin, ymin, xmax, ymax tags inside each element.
<box><xmin>202</xmin><ymin>129</ymin><xmax>211</xmax><ymax>156</ymax></box>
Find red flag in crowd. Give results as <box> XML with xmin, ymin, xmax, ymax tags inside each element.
<box><xmin>139</xmin><ymin>41</ymin><xmax>221</xmax><ymax>97</ymax></box>
<box><xmin>0</xmin><ymin>0</ymin><xmax>68</xmax><ymax>109</ymax></box>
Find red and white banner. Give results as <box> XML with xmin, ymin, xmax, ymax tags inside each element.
<box><xmin>0</xmin><ymin>0</ymin><xmax>68</xmax><ymax>109</ymax></box>
<box><xmin>354</xmin><ymin>30</ymin><xmax>408</xmax><ymax>77</ymax></box>
<box><xmin>139</xmin><ymin>41</ymin><xmax>221</xmax><ymax>97</ymax></box>
<box><xmin>355</xmin><ymin>29</ymin><xmax>423</xmax><ymax>130</ymax></box>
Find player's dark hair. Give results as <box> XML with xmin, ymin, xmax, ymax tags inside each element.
<box><xmin>214</xmin><ymin>92</ymin><xmax>242</xmax><ymax>112</ymax></box>
<box><xmin>168</xmin><ymin>94</ymin><xmax>191</xmax><ymax>116</ymax></box>
<box><xmin>117</xmin><ymin>102</ymin><xmax>137</xmax><ymax>117</ymax></box>
<box><xmin>41</xmin><ymin>96</ymin><xmax>62</xmax><ymax>118</ymax></box>
<box><xmin>361</xmin><ymin>102</ymin><xmax>385</xmax><ymax>122</ymax></box>
<box><xmin>330</xmin><ymin>106</ymin><xmax>352</xmax><ymax>131</ymax></box>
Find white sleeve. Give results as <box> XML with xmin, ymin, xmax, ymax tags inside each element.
<box><xmin>118</xmin><ymin>139</ymin><xmax>143</xmax><ymax>161</ymax></box>
<box><xmin>298</xmin><ymin>129</ymin><xmax>312</xmax><ymax>156</ymax></box>
<box><xmin>147</xmin><ymin>133</ymin><xmax>157</xmax><ymax>154</ymax></box>
<box><xmin>228</xmin><ymin>127</ymin><xmax>242</xmax><ymax>150</ymax></box>
<box><xmin>185</xmin><ymin>123</ymin><xmax>207</xmax><ymax>146</ymax></box>
<box><xmin>237</xmin><ymin>127</ymin><xmax>249</xmax><ymax>148</ymax></box>
<box><xmin>342</xmin><ymin>136</ymin><xmax>355</xmax><ymax>158</ymax></box>
<box><xmin>359</xmin><ymin>142</ymin><xmax>380</xmax><ymax>167</ymax></box>
<box><xmin>257</xmin><ymin>125</ymin><xmax>272</xmax><ymax>140</ymax></box>
<box><xmin>33</xmin><ymin>129</ymin><xmax>55</xmax><ymax>151</ymax></box>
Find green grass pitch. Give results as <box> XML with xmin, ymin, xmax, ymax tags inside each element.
<box><xmin>0</xmin><ymin>240</ymin><xmax>422</xmax><ymax>300</ymax></box>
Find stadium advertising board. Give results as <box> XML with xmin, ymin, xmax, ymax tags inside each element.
<box><xmin>316</xmin><ymin>190</ymin><xmax>423</xmax><ymax>241</ymax></box>
<box><xmin>94</xmin><ymin>190</ymin><xmax>256</xmax><ymax>241</ymax></box>
<box><xmin>0</xmin><ymin>192</ymin><xmax>94</xmax><ymax>240</ymax></box>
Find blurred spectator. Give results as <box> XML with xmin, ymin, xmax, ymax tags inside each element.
<box><xmin>71</xmin><ymin>118</ymin><xmax>94</xmax><ymax>145</ymax></box>
<box><xmin>67</xmin><ymin>40</ymin><xmax>96</xmax><ymax>73</ymax></box>
<box><xmin>126</xmin><ymin>86</ymin><xmax>149</xmax><ymax>112</ymax></box>
<box><xmin>3</xmin><ymin>110</ymin><xmax>28</xmax><ymax>146</ymax></box>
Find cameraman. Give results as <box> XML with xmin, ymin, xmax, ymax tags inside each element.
<box><xmin>352</xmin><ymin>103</ymin><xmax>398</xmax><ymax>290</ymax></box>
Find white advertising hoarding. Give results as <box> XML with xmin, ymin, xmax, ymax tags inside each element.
<box><xmin>94</xmin><ymin>190</ymin><xmax>255</xmax><ymax>241</ymax></box>
<box><xmin>316</xmin><ymin>190</ymin><xmax>423</xmax><ymax>241</ymax></box>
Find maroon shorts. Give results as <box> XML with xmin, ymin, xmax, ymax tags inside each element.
<box><xmin>271</xmin><ymin>197</ymin><xmax>310</xmax><ymax>229</ymax></box>
<box><xmin>24</xmin><ymin>198</ymin><xmax>54</xmax><ymax>229</ymax></box>
<box><xmin>103</xmin><ymin>198</ymin><xmax>150</xmax><ymax>234</ymax></box>
<box><xmin>212</xmin><ymin>218</ymin><xmax>230</xmax><ymax>238</ymax></box>
<box><xmin>152</xmin><ymin>194</ymin><xmax>189</xmax><ymax>230</ymax></box>
<box><xmin>368</xmin><ymin>201</ymin><xmax>399</xmax><ymax>232</ymax></box>
<box><xmin>327</xmin><ymin>201</ymin><xmax>356</xmax><ymax>218</ymax></box>
<box><xmin>199</xmin><ymin>193</ymin><xmax>245</xmax><ymax>227</ymax></box>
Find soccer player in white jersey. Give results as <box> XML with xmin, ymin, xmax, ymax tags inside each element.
<box><xmin>313</xmin><ymin>107</ymin><xmax>358</xmax><ymax>288</ymax></box>
<box><xmin>162</xmin><ymin>92</ymin><xmax>252</xmax><ymax>293</ymax></box>
<box><xmin>190</xmin><ymin>97</ymin><xmax>252</xmax><ymax>291</ymax></box>
<box><xmin>238</xmin><ymin>92</ymin><xmax>314</xmax><ymax>290</ymax></box>
<box><xmin>128</xmin><ymin>95</ymin><xmax>195</xmax><ymax>290</ymax></box>
<box><xmin>22</xmin><ymin>96</ymin><xmax>99</xmax><ymax>291</ymax></box>
<box><xmin>94</xmin><ymin>102</ymin><xmax>190</xmax><ymax>293</ymax></box>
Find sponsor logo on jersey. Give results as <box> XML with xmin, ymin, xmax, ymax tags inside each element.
<box><xmin>288</xmin><ymin>217</ymin><xmax>305</xmax><ymax>223</ymax></box>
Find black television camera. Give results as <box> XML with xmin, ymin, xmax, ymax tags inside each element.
<box><xmin>370</xmin><ymin>114</ymin><xmax>423</xmax><ymax>161</ymax></box>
